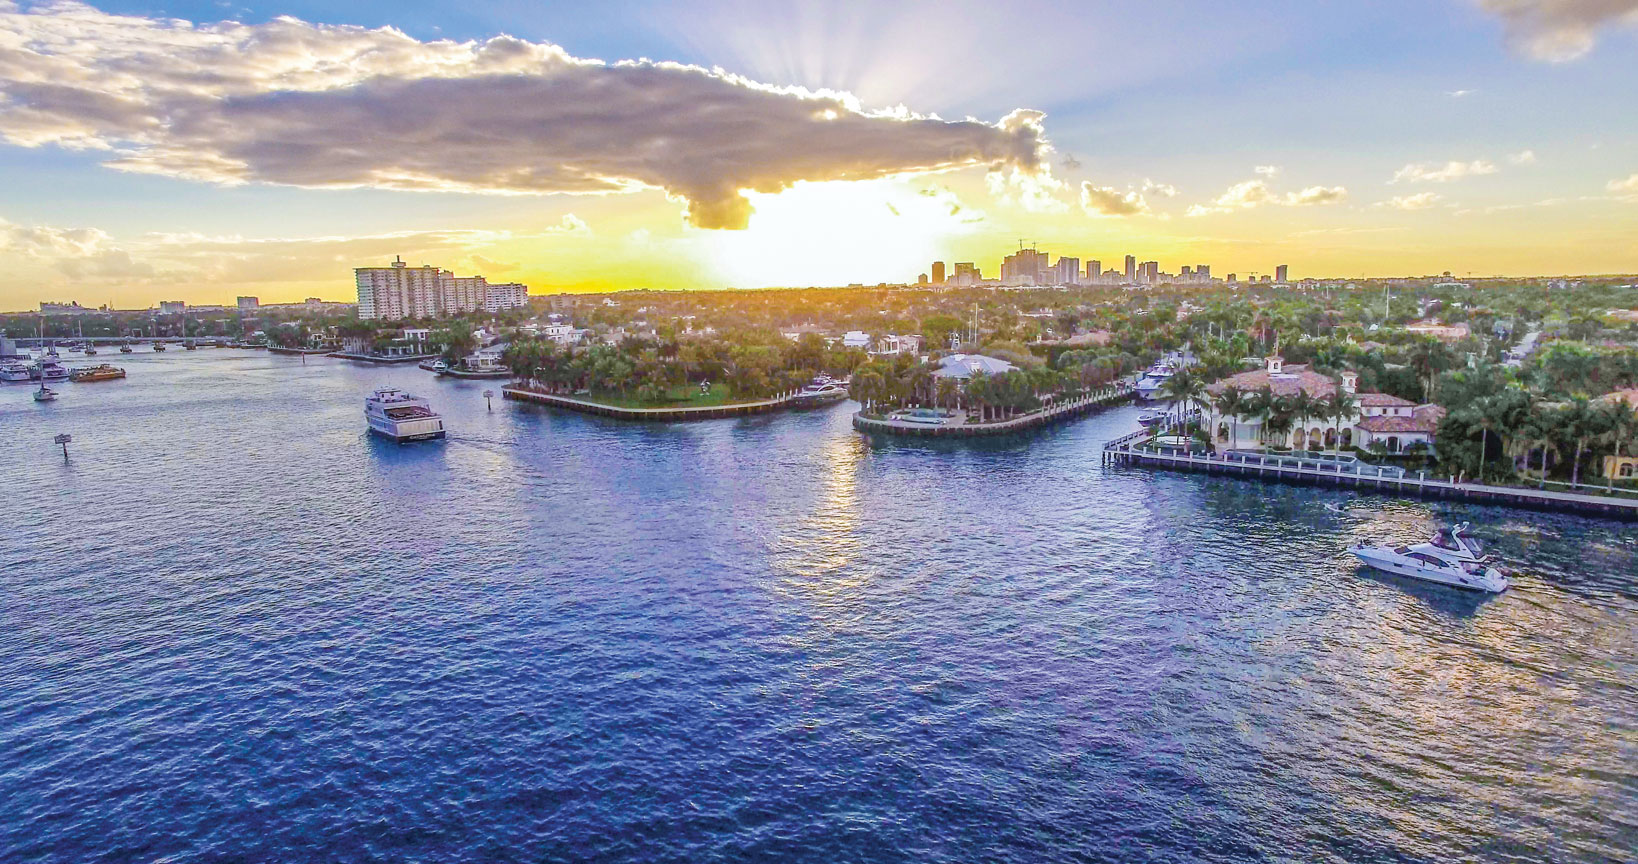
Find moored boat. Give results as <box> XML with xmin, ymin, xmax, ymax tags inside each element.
<box><xmin>37</xmin><ymin>357</ymin><xmax>70</xmax><ymax>380</ymax></box>
<box><xmin>0</xmin><ymin>360</ymin><xmax>31</xmax><ymax>382</ymax></box>
<box><xmin>1350</xmin><ymin>522</ymin><xmax>1509</xmax><ymax>593</ymax></box>
<box><xmin>365</xmin><ymin>388</ymin><xmax>446</xmax><ymax>443</ymax></box>
<box><xmin>153</xmin><ymin>342</ymin><xmax>167</xmax><ymax>352</ymax></box>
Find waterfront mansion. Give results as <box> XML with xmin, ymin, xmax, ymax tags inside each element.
<box><xmin>1204</xmin><ymin>355</ymin><xmax>1445</xmax><ymax>454</ymax></box>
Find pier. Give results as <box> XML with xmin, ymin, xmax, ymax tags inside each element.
<box><xmin>1103</xmin><ymin>430</ymin><xmax>1638</xmax><ymax>520</ymax></box>
<box><xmin>853</xmin><ymin>386</ymin><xmax>1133</xmax><ymax>438</ymax></box>
<box><xmin>503</xmin><ymin>386</ymin><xmax>840</xmax><ymax>421</ymax></box>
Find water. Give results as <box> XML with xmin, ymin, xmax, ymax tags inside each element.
<box><xmin>2</xmin><ymin>349</ymin><xmax>1636</xmax><ymax>863</ymax></box>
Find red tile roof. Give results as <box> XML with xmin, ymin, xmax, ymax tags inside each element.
<box><xmin>1357</xmin><ymin>392</ymin><xmax>1416</xmax><ymax>407</ymax></box>
<box><xmin>1206</xmin><ymin>364</ymin><xmax>1338</xmax><ymax>398</ymax></box>
<box><xmin>1357</xmin><ymin>413</ymin><xmax>1438</xmax><ymax>434</ymax></box>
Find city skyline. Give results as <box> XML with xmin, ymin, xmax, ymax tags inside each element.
<box><xmin>0</xmin><ymin>0</ymin><xmax>1635</xmax><ymax>309</ymax></box>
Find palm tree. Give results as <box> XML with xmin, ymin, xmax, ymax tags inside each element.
<box><xmin>1160</xmin><ymin>368</ymin><xmax>1206</xmax><ymax>430</ymax></box>
<box><xmin>1563</xmin><ymin>397</ymin><xmax>1596</xmax><ymax>488</ymax></box>
<box><xmin>935</xmin><ymin>377</ymin><xmax>960</xmax><ymax>413</ymax></box>
<box><xmin>1264</xmin><ymin>396</ymin><xmax>1297</xmax><ymax>450</ymax></box>
<box><xmin>1324</xmin><ymin>385</ymin><xmax>1358</xmax><ymax>453</ymax></box>
<box><xmin>1600</xmin><ymin>399</ymin><xmax>1637</xmax><ymax>489</ymax></box>
<box><xmin>1213</xmin><ymin>387</ymin><xmax>1247</xmax><ymax>450</ymax></box>
<box><xmin>1469</xmin><ymin>397</ymin><xmax>1501</xmax><ymax>482</ymax></box>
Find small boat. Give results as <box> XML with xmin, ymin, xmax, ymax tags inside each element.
<box><xmin>119</xmin><ymin>343</ymin><xmax>133</xmax><ymax>354</ymax></box>
<box><xmin>430</xmin><ymin>360</ymin><xmax>450</xmax><ymax>373</ymax></box>
<box><xmin>365</xmin><ymin>388</ymin><xmax>446</xmax><ymax>443</ymax></box>
<box><xmin>1138</xmin><ymin>410</ymin><xmax>1167</xmax><ymax>428</ymax></box>
<box><xmin>1350</xmin><ymin>522</ymin><xmax>1509</xmax><ymax>593</ymax></box>
<box><xmin>70</xmin><ymin>364</ymin><xmax>126</xmax><ymax>382</ymax></box>
<box><xmin>153</xmin><ymin>342</ymin><xmax>167</xmax><ymax>352</ymax></box>
<box><xmin>84</xmin><ymin>344</ymin><xmax>98</xmax><ymax>355</ymax></box>
<box><xmin>184</xmin><ymin>340</ymin><xmax>197</xmax><ymax>350</ymax></box>
<box><xmin>34</xmin><ymin>384</ymin><xmax>57</xmax><ymax>402</ymax></box>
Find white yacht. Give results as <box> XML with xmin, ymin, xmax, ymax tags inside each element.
<box><xmin>365</xmin><ymin>388</ymin><xmax>446</xmax><ymax>442</ymax></box>
<box><xmin>37</xmin><ymin>356</ymin><xmax>70</xmax><ymax>381</ymax></box>
<box><xmin>791</xmin><ymin>376</ymin><xmax>848</xmax><ymax>404</ymax></box>
<box><xmin>1350</xmin><ymin>523</ymin><xmax>1509</xmax><ymax>593</ymax></box>
<box><xmin>1134</xmin><ymin>362</ymin><xmax>1176</xmax><ymax>402</ymax></box>
<box><xmin>1</xmin><ymin>361</ymin><xmax>31</xmax><ymax>382</ymax></box>
<box><xmin>34</xmin><ymin>384</ymin><xmax>57</xmax><ymax>402</ymax></box>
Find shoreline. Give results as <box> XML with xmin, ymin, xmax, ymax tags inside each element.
<box><xmin>852</xmin><ymin>387</ymin><xmax>1134</xmax><ymax>438</ymax></box>
<box><xmin>502</xmin><ymin>385</ymin><xmax>845</xmax><ymax>421</ymax></box>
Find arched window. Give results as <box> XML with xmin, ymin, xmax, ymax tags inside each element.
<box><xmin>1387</xmin><ymin>436</ymin><xmax>1401</xmax><ymax>453</ymax></box>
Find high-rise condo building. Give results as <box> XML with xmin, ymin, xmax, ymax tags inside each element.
<box><xmin>1275</xmin><ymin>264</ymin><xmax>1289</xmax><ymax>283</ymax></box>
<box><xmin>931</xmin><ymin>261</ymin><xmax>946</xmax><ymax>284</ymax></box>
<box><xmin>1087</xmin><ymin>260</ymin><xmax>1102</xmax><ymax>281</ymax></box>
<box><xmin>355</xmin><ymin>256</ymin><xmax>530</xmax><ymax>320</ymax></box>
<box><xmin>1056</xmin><ymin>256</ymin><xmax>1080</xmax><ymax>285</ymax></box>
<box><xmin>1124</xmin><ymin>255</ymin><xmax>1137</xmax><ymax>281</ymax></box>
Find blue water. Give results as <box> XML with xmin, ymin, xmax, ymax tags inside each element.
<box><xmin>2</xmin><ymin>349</ymin><xmax>1636</xmax><ymax>863</ymax></box>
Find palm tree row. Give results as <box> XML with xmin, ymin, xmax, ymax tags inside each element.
<box><xmin>1207</xmin><ymin>380</ymin><xmax>1358</xmax><ymax>452</ymax></box>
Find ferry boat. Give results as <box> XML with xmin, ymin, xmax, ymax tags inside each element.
<box><xmin>365</xmin><ymin>388</ymin><xmax>446</xmax><ymax>443</ymax></box>
<box><xmin>1350</xmin><ymin>523</ymin><xmax>1509</xmax><ymax>593</ymax></box>
<box><xmin>70</xmin><ymin>364</ymin><xmax>126</xmax><ymax>383</ymax></box>
<box><xmin>0</xmin><ymin>361</ymin><xmax>31</xmax><ymax>382</ymax></box>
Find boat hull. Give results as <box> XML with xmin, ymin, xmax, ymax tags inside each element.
<box><xmin>1350</xmin><ymin>548</ymin><xmax>1508</xmax><ymax>593</ymax></box>
<box><xmin>367</xmin><ymin>413</ymin><xmax>445</xmax><ymax>443</ymax></box>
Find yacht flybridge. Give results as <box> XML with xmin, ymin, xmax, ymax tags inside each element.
<box><xmin>1350</xmin><ymin>523</ymin><xmax>1509</xmax><ymax>593</ymax></box>
<box><xmin>365</xmin><ymin>388</ymin><xmax>445</xmax><ymax>443</ymax></box>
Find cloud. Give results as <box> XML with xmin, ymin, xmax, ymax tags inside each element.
<box><xmin>1254</xmin><ymin>165</ymin><xmax>1281</xmax><ymax>177</ymax></box>
<box><xmin>1079</xmin><ymin>182</ymin><xmax>1149</xmax><ymax>217</ymax></box>
<box><xmin>1508</xmin><ymin>149</ymin><xmax>1538</xmax><ymax>165</ymax></box>
<box><xmin>1391</xmin><ymin>159</ymin><xmax>1499</xmax><ymax>183</ymax></box>
<box><xmin>1610</xmin><ymin>173</ymin><xmax>1638</xmax><ymax>197</ymax></box>
<box><xmin>1377</xmin><ymin>192</ymin><xmax>1444</xmax><ymax>210</ymax></box>
<box><xmin>1186</xmin><ymin>178</ymin><xmax>1348</xmax><ymax>215</ymax></box>
<box><xmin>1477</xmin><ymin>0</ymin><xmax>1638</xmax><ymax>61</ymax></box>
<box><xmin>544</xmin><ymin>214</ymin><xmax>590</xmax><ymax>235</ymax></box>
<box><xmin>1142</xmin><ymin>178</ymin><xmax>1179</xmax><ymax>197</ymax></box>
<box><xmin>1446</xmin><ymin>88</ymin><xmax>1478</xmax><ymax>97</ymax></box>
<box><xmin>0</xmin><ymin>3</ymin><xmax>1048</xmax><ymax>230</ymax></box>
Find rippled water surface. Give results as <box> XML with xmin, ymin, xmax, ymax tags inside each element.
<box><xmin>2</xmin><ymin>350</ymin><xmax>1636</xmax><ymax>863</ymax></box>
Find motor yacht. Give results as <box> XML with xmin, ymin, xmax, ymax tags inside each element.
<box><xmin>0</xmin><ymin>361</ymin><xmax>31</xmax><ymax>382</ymax></box>
<box><xmin>1138</xmin><ymin>409</ymin><xmax>1167</xmax><ymax>428</ymax></box>
<box><xmin>791</xmin><ymin>376</ymin><xmax>849</xmax><ymax>404</ymax></box>
<box><xmin>1350</xmin><ymin>522</ymin><xmax>1509</xmax><ymax>593</ymax></box>
<box><xmin>365</xmin><ymin>388</ymin><xmax>446</xmax><ymax>442</ymax></box>
<box><xmin>36</xmin><ymin>357</ymin><xmax>69</xmax><ymax>381</ymax></box>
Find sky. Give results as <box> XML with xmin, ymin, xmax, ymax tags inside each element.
<box><xmin>0</xmin><ymin>0</ymin><xmax>1636</xmax><ymax>309</ymax></box>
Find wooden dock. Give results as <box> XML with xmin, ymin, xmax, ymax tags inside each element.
<box><xmin>852</xmin><ymin>386</ymin><xmax>1134</xmax><ymax>438</ymax></box>
<box><xmin>1103</xmin><ymin>431</ymin><xmax>1638</xmax><ymax>520</ymax></box>
<box><xmin>503</xmin><ymin>386</ymin><xmax>841</xmax><ymax>421</ymax></box>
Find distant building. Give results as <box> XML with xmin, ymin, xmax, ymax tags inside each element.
<box><xmin>1197</xmin><ymin>265</ymin><xmax>1211</xmax><ymax>281</ymax></box>
<box><xmin>158</xmin><ymin>301</ymin><xmax>186</xmax><ymax>315</ymax></box>
<box><xmin>1275</xmin><ymin>264</ymin><xmax>1289</xmax><ymax>283</ymax></box>
<box><xmin>918</xmin><ymin>273</ymin><xmax>929</xmax><ymax>285</ymax></box>
<box><xmin>237</xmin><ymin>296</ymin><xmax>259</xmax><ymax>313</ymax></box>
<box><xmin>1124</xmin><ymin>255</ymin><xmax>1137</xmax><ymax>281</ymax></box>
<box><xmin>1087</xmin><ymin>260</ymin><xmax>1102</xmax><ymax>281</ymax></box>
<box><xmin>1141</xmin><ymin>261</ymin><xmax>1159</xmax><ymax>283</ymax></box>
<box><xmin>1001</xmin><ymin>247</ymin><xmax>1048</xmax><ymax>286</ymax></box>
<box><xmin>483</xmin><ymin>282</ymin><xmax>529</xmax><ymax>312</ymax></box>
<box><xmin>931</xmin><ymin>261</ymin><xmax>945</xmax><ymax>284</ymax></box>
<box><xmin>952</xmin><ymin>262</ymin><xmax>980</xmax><ymax>286</ymax></box>
<box><xmin>354</xmin><ymin>256</ymin><xmax>529</xmax><ymax>320</ymax></box>
<box><xmin>842</xmin><ymin>331</ymin><xmax>872</xmax><ymax>349</ymax></box>
<box><xmin>39</xmin><ymin>301</ymin><xmax>90</xmax><ymax>316</ymax></box>
<box><xmin>1055</xmin><ymin>256</ymin><xmax>1080</xmax><ymax>285</ymax></box>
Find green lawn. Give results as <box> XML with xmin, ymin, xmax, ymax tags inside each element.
<box><xmin>574</xmin><ymin>384</ymin><xmax>749</xmax><ymax>409</ymax></box>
